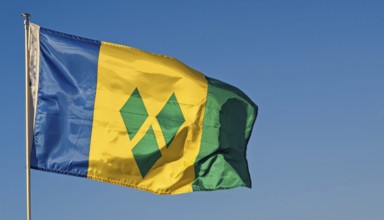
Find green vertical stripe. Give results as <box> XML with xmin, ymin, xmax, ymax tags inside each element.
<box><xmin>192</xmin><ymin>77</ymin><xmax>258</xmax><ymax>191</ymax></box>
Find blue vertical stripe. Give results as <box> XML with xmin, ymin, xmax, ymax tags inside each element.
<box><xmin>30</xmin><ymin>27</ymin><xmax>101</xmax><ymax>177</ymax></box>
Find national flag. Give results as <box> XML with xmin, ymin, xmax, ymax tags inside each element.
<box><xmin>28</xmin><ymin>23</ymin><xmax>258</xmax><ymax>194</ymax></box>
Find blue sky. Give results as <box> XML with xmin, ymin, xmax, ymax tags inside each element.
<box><xmin>1</xmin><ymin>0</ymin><xmax>383</xmax><ymax>219</ymax></box>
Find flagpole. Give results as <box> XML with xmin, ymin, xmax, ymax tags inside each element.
<box><xmin>22</xmin><ymin>12</ymin><xmax>32</xmax><ymax>220</ymax></box>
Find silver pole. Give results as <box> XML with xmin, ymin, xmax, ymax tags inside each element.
<box><xmin>22</xmin><ymin>12</ymin><xmax>32</xmax><ymax>220</ymax></box>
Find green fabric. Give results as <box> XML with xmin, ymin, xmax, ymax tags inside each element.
<box><xmin>120</xmin><ymin>88</ymin><xmax>148</xmax><ymax>140</ymax></box>
<box><xmin>192</xmin><ymin>77</ymin><xmax>258</xmax><ymax>191</ymax></box>
<box><xmin>156</xmin><ymin>93</ymin><xmax>185</xmax><ymax>148</ymax></box>
<box><xmin>120</xmin><ymin>88</ymin><xmax>162</xmax><ymax>178</ymax></box>
<box><xmin>131</xmin><ymin>126</ymin><xmax>162</xmax><ymax>178</ymax></box>
<box><xmin>120</xmin><ymin>90</ymin><xmax>186</xmax><ymax>178</ymax></box>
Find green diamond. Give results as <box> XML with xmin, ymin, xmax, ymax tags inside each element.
<box><xmin>132</xmin><ymin>126</ymin><xmax>161</xmax><ymax>178</ymax></box>
<box><xmin>156</xmin><ymin>93</ymin><xmax>185</xmax><ymax>148</ymax></box>
<box><xmin>120</xmin><ymin>88</ymin><xmax>148</xmax><ymax>140</ymax></box>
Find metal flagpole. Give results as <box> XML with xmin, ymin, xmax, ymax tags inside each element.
<box><xmin>22</xmin><ymin>12</ymin><xmax>32</xmax><ymax>220</ymax></box>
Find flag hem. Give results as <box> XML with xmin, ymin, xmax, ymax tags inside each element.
<box><xmin>28</xmin><ymin>23</ymin><xmax>40</xmax><ymax>128</ymax></box>
<box><xmin>31</xmin><ymin>166</ymin><xmax>192</xmax><ymax>195</ymax></box>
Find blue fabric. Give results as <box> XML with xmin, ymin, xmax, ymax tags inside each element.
<box><xmin>30</xmin><ymin>27</ymin><xmax>101</xmax><ymax>177</ymax></box>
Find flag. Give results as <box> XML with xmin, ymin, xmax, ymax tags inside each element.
<box><xmin>28</xmin><ymin>23</ymin><xmax>258</xmax><ymax>194</ymax></box>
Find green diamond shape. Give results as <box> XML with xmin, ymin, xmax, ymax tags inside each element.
<box><xmin>132</xmin><ymin>126</ymin><xmax>161</xmax><ymax>178</ymax></box>
<box><xmin>156</xmin><ymin>93</ymin><xmax>185</xmax><ymax>148</ymax></box>
<box><xmin>120</xmin><ymin>88</ymin><xmax>148</xmax><ymax>140</ymax></box>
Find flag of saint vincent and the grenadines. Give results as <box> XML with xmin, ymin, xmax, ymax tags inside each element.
<box><xmin>28</xmin><ymin>22</ymin><xmax>258</xmax><ymax>195</ymax></box>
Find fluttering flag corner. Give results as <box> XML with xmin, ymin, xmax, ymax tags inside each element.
<box><xmin>27</xmin><ymin>22</ymin><xmax>258</xmax><ymax>195</ymax></box>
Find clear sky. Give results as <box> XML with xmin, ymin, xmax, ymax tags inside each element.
<box><xmin>1</xmin><ymin>0</ymin><xmax>383</xmax><ymax>219</ymax></box>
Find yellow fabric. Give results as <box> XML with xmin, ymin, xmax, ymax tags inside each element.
<box><xmin>87</xmin><ymin>42</ymin><xmax>208</xmax><ymax>194</ymax></box>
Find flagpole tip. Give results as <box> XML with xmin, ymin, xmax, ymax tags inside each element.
<box><xmin>22</xmin><ymin>13</ymin><xmax>31</xmax><ymax>20</ymax></box>
<box><xmin>22</xmin><ymin>13</ymin><xmax>31</xmax><ymax>26</ymax></box>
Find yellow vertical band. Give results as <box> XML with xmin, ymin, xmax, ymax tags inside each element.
<box><xmin>87</xmin><ymin>42</ymin><xmax>208</xmax><ymax>194</ymax></box>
